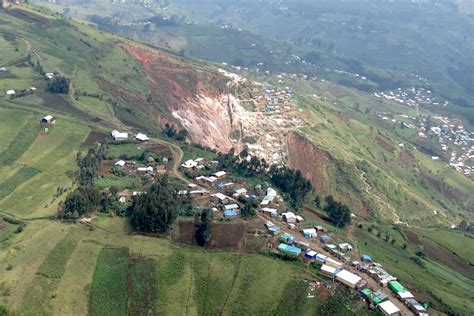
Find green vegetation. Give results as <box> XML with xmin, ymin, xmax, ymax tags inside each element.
<box><xmin>46</xmin><ymin>76</ymin><xmax>70</xmax><ymax>94</ymax></box>
<box><xmin>127</xmin><ymin>257</ymin><xmax>158</xmax><ymax>315</ymax></box>
<box><xmin>96</xmin><ymin>175</ymin><xmax>141</xmax><ymax>191</ymax></box>
<box><xmin>129</xmin><ymin>176</ymin><xmax>179</xmax><ymax>234</ymax></box>
<box><xmin>0</xmin><ymin>167</ymin><xmax>40</xmax><ymax>200</ymax></box>
<box><xmin>89</xmin><ymin>248</ymin><xmax>129</xmax><ymax>316</ymax></box>
<box><xmin>0</xmin><ymin>123</ymin><xmax>37</xmax><ymax>165</ymax></box>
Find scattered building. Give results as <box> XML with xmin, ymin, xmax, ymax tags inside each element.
<box><xmin>40</xmin><ymin>115</ymin><xmax>55</xmax><ymax>124</ymax></box>
<box><xmin>111</xmin><ymin>130</ymin><xmax>128</xmax><ymax>141</ymax></box>
<box><xmin>135</xmin><ymin>133</ymin><xmax>149</xmax><ymax>141</ymax></box>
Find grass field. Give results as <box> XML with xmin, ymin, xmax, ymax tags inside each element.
<box><xmin>88</xmin><ymin>248</ymin><xmax>129</xmax><ymax>316</ymax></box>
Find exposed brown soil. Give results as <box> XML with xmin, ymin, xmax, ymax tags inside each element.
<box><xmin>120</xmin><ymin>43</ymin><xmax>236</xmax><ymax>151</ymax></box>
<box><xmin>287</xmin><ymin>132</ymin><xmax>329</xmax><ymax>192</ymax></box>
<box><xmin>287</xmin><ymin>132</ymin><xmax>369</xmax><ymax>215</ymax></box>
<box><xmin>178</xmin><ymin>221</ymin><xmax>246</xmax><ymax>251</ymax></box>
<box><xmin>375</xmin><ymin>136</ymin><xmax>395</xmax><ymax>153</ymax></box>
<box><xmin>98</xmin><ymin>160</ymin><xmax>115</xmax><ymax>177</ymax></box>
<box><xmin>406</xmin><ymin>231</ymin><xmax>474</xmax><ymax>279</ymax></box>
<box><xmin>82</xmin><ymin>131</ymin><xmax>108</xmax><ymax>146</ymax></box>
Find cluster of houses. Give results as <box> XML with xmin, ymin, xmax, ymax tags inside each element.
<box><xmin>259</xmin><ymin>208</ymin><xmax>429</xmax><ymax>316</ymax></box>
<box><xmin>374</xmin><ymin>87</ymin><xmax>447</xmax><ymax>108</ymax></box>
<box><xmin>5</xmin><ymin>86</ymin><xmax>37</xmax><ymax>98</ymax></box>
<box><xmin>262</xmin><ymin>85</ymin><xmax>294</xmax><ymax>113</ymax></box>
<box><xmin>376</xmin><ymin>111</ymin><xmax>473</xmax><ymax>177</ymax></box>
<box><xmin>110</xmin><ymin>130</ymin><xmax>150</xmax><ymax>142</ymax></box>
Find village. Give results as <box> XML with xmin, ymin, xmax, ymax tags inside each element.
<box><xmin>374</xmin><ymin>109</ymin><xmax>474</xmax><ymax>177</ymax></box>
<box><xmin>176</xmin><ymin>153</ymin><xmax>429</xmax><ymax>316</ymax></box>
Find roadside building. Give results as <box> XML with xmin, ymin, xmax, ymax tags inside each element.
<box><xmin>277</xmin><ymin>243</ymin><xmax>302</xmax><ymax>256</ymax></box>
<box><xmin>320</xmin><ymin>235</ymin><xmax>332</xmax><ymax>243</ymax></box>
<box><xmin>406</xmin><ymin>299</ymin><xmax>427</xmax><ymax>315</ymax></box>
<box><xmin>302</xmin><ymin>228</ymin><xmax>317</xmax><ymax>238</ymax></box>
<box><xmin>335</xmin><ymin>269</ymin><xmax>362</xmax><ymax>289</ymax></box>
<box><xmin>305</xmin><ymin>250</ymin><xmax>317</xmax><ymax>259</ymax></box>
<box><xmin>378</xmin><ymin>300</ymin><xmax>400</xmax><ymax>316</ymax></box>
<box><xmin>325</xmin><ymin>257</ymin><xmax>343</xmax><ymax>269</ymax></box>
<box><xmin>388</xmin><ymin>281</ymin><xmax>405</xmax><ymax>294</ymax></box>
<box><xmin>320</xmin><ymin>264</ymin><xmax>337</xmax><ymax>277</ymax></box>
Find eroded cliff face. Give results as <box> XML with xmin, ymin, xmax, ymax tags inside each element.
<box><xmin>287</xmin><ymin>132</ymin><xmax>329</xmax><ymax>193</ymax></box>
<box><xmin>287</xmin><ymin>132</ymin><xmax>369</xmax><ymax>215</ymax></box>
<box><xmin>122</xmin><ymin>43</ymin><xmax>238</xmax><ymax>151</ymax></box>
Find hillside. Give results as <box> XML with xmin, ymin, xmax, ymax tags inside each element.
<box><xmin>0</xmin><ymin>3</ymin><xmax>473</xmax><ymax>315</ymax></box>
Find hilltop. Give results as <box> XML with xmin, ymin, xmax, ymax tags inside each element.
<box><xmin>0</xmin><ymin>3</ymin><xmax>473</xmax><ymax>315</ymax></box>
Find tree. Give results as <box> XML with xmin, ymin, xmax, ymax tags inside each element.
<box><xmin>314</xmin><ymin>195</ymin><xmax>321</xmax><ymax>208</ymax></box>
<box><xmin>59</xmin><ymin>186</ymin><xmax>101</xmax><ymax>219</ymax></box>
<box><xmin>195</xmin><ymin>208</ymin><xmax>212</xmax><ymax>246</ymax></box>
<box><xmin>240</xmin><ymin>198</ymin><xmax>257</xmax><ymax>219</ymax></box>
<box><xmin>324</xmin><ymin>195</ymin><xmax>351</xmax><ymax>228</ymax></box>
<box><xmin>46</xmin><ymin>76</ymin><xmax>70</xmax><ymax>94</ymax></box>
<box><xmin>129</xmin><ymin>176</ymin><xmax>179</xmax><ymax>234</ymax></box>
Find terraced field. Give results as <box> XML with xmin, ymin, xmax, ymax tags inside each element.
<box><xmin>0</xmin><ymin>217</ymin><xmax>330</xmax><ymax>315</ymax></box>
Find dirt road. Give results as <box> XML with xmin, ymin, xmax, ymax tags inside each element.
<box><xmin>259</xmin><ymin>214</ymin><xmax>414</xmax><ymax>315</ymax></box>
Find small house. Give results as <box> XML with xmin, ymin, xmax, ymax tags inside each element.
<box><xmin>6</xmin><ymin>89</ymin><xmax>15</xmax><ymax>96</ymax></box>
<box><xmin>295</xmin><ymin>215</ymin><xmax>304</xmax><ymax>222</ymax></box>
<box><xmin>115</xmin><ymin>160</ymin><xmax>126</xmax><ymax>167</ymax></box>
<box><xmin>315</xmin><ymin>253</ymin><xmax>327</xmax><ymax>263</ymax></box>
<box><xmin>305</xmin><ymin>250</ymin><xmax>317</xmax><ymax>259</ymax></box>
<box><xmin>182</xmin><ymin>159</ymin><xmax>198</xmax><ymax>169</ymax></box>
<box><xmin>212</xmin><ymin>192</ymin><xmax>232</xmax><ymax>204</ymax></box>
<box><xmin>324</xmin><ymin>244</ymin><xmax>337</xmax><ymax>252</ymax></box>
<box><xmin>302</xmin><ymin>228</ymin><xmax>317</xmax><ymax>238</ymax></box>
<box><xmin>279</xmin><ymin>233</ymin><xmax>295</xmax><ymax>244</ymax></box>
<box><xmin>388</xmin><ymin>281</ymin><xmax>405</xmax><ymax>294</ymax></box>
<box><xmin>234</xmin><ymin>188</ymin><xmax>247</xmax><ymax>196</ymax></box>
<box><xmin>135</xmin><ymin>133</ymin><xmax>149</xmax><ymax>141</ymax></box>
<box><xmin>339</xmin><ymin>243</ymin><xmax>353</xmax><ymax>252</ymax></box>
<box><xmin>224</xmin><ymin>204</ymin><xmax>239</xmax><ymax>211</ymax></box>
<box><xmin>111</xmin><ymin>130</ymin><xmax>128</xmax><ymax>141</ymax></box>
<box><xmin>260</xmin><ymin>207</ymin><xmax>278</xmax><ymax>217</ymax></box>
<box><xmin>282</xmin><ymin>212</ymin><xmax>296</xmax><ymax>223</ymax></box>
<box><xmin>40</xmin><ymin>115</ymin><xmax>55</xmax><ymax>124</ymax></box>
<box><xmin>315</xmin><ymin>225</ymin><xmax>328</xmax><ymax>232</ymax></box>
<box><xmin>213</xmin><ymin>171</ymin><xmax>227</xmax><ymax>178</ymax></box>
<box><xmin>118</xmin><ymin>196</ymin><xmax>127</xmax><ymax>203</ymax></box>
<box><xmin>44</xmin><ymin>72</ymin><xmax>55</xmax><ymax>80</ymax></box>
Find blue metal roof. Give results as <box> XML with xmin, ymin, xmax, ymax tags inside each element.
<box><xmin>224</xmin><ymin>210</ymin><xmax>237</xmax><ymax>217</ymax></box>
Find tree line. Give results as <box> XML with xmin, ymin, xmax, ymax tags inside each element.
<box><xmin>58</xmin><ymin>142</ymin><xmax>108</xmax><ymax>219</ymax></box>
